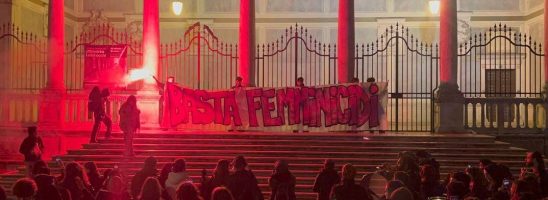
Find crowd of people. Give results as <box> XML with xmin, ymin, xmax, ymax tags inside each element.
<box><xmin>10</xmin><ymin>139</ymin><xmax>548</xmax><ymax>200</ymax></box>
<box><xmin>10</xmin><ymin>78</ymin><xmax>548</xmax><ymax>200</ymax></box>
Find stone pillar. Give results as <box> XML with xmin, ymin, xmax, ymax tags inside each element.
<box><xmin>142</xmin><ymin>0</ymin><xmax>160</xmax><ymax>83</ymax></box>
<box><xmin>238</xmin><ymin>0</ymin><xmax>256</xmax><ymax>87</ymax></box>
<box><xmin>435</xmin><ymin>0</ymin><xmax>465</xmax><ymax>133</ymax></box>
<box><xmin>139</xmin><ymin>0</ymin><xmax>161</xmax><ymax>126</ymax></box>
<box><xmin>337</xmin><ymin>0</ymin><xmax>355</xmax><ymax>83</ymax></box>
<box><xmin>39</xmin><ymin>0</ymin><xmax>66</xmax><ymax>129</ymax></box>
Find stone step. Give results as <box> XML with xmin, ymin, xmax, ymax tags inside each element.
<box><xmin>94</xmin><ymin>138</ymin><xmax>509</xmax><ymax>148</ymax></box>
<box><xmin>56</xmin><ymin>155</ymin><xmax>522</xmax><ymax>166</ymax></box>
<box><xmin>98</xmin><ymin>132</ymin><xmax>496</xmax><ymax>143</ymax></box>
<box><xmin>81</xmin><ymin>143</ymin><xmax>522</xmax><ymax>154</ymax></box>
<box><xmin>66</xmin><ymin>149</ymin><xmax>526</xmax><ymax>159</ymax></box>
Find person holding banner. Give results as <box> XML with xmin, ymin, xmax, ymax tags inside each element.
<box><xmin>155</xmin><ymin>76</ymin><xmax>176</xmax><ymax>130</ymax></box>
<box><xmin>229</xmin><ymin>77</ymin><xmax>245</xmax><ymax>132</ymax></box>
<box><xmin>366</xmin><ymin>77</ymin><xmax>386</xmax><ymax>134</ymax></box>
<box><xmin>293</xmin><ymin>77</ymin><xmax>308</xmax><ymax>133</ymax></box>
<box><xmin>90</xmin><ymin>88</ymin><xmax>112</xmax><ymax>143</ymax></box>
<box><xmin>231</xmin><ymin>76</ymin><xmax>243</xmax><ymax>89</ymax></box>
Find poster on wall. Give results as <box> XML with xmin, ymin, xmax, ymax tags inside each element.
<box><xmin>161</xmin><ymin>82</ymin><xmax>388</xmax><ymax>132</ymax></box>
<box><xmin>84</xmin><ymin>44</ymin><xmax>127</xmax><ymax>87</ymax></box>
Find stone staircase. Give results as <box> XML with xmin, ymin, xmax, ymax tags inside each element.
<box><xmin>0</xmin><ymin>131</ymin><xmax>530</xmax><ymax>199</ymax></box>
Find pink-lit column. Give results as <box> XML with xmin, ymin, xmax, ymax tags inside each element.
<box><xmin>238</xmin><ymin>0</ymin><xmax>256</xmax><ymax>86</ymax></box>
<box><xmin>142</xmin><ymin>0</ymin><xmax>160</xmax><ymax>84</ymax></box>
<box><xmin>436</xmin><ymin>0</ymin><xmax>464</xmax><ymax>133</ymax></box>
<box><xmin>39</xmin><ymin>0</ymin><xmax>66</xmax><ymax>128</ymax></box>
<box><xmin>337</xmin><ymin>0</ymin><xmax>355</xmax><ymax>83</ymax></box>
<box><xmin>138</xmin><ymin>0</ymin><xmax>161</xmax><ymax>126</ymax></box>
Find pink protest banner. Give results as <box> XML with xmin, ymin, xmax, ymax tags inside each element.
<box><xmin>84</xmin><ymin>44</ymin><xmax>128</xmax><ymax>87</ymax></box>
<box><xmin>162</xmin><ymin>82</ymin><xmax>388</xmax><ymax>131</ymax></box>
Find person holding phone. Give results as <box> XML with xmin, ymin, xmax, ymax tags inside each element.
<box><xmin>19</xmin><ymin>126</ymin><xmax>44</xmax><ymax>177</ymax></box>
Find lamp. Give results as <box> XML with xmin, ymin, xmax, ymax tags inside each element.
<box><xmin>172</xmin><ymin>1</ymin><xmax>183</xmax><ymax>16</ymax></box>
<box><xmin>429</xmin><ymin>0</ymin><xmax>440</xmax><ymax>15</ymax></box>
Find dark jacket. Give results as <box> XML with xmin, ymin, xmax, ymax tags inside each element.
<box><xmin>87</xmin><ymin>172</ymin><xmax>103</xmax><ymax>194</ymax></box>
<box><xmin>269</xmin><ymin>172</ymin><xmax>296</xmax><ymax>200</ymax></box>
<box><xmin>420</xmin><ymin>181</ymin><xmax>445</xmax><ymax>199</ymax></box>
<box><xmin>313</xmin><ymin>169</ymin><xmax>340</xmax><ymax>200</ymax></box>
<box><xmin>330</xmin><ymin>179</ymin><xmax>372</xmax><ymax>200</ymax></box>
<box><xmin>19</xmin><ymin>136</ymin><xmax>44</xmax><ymax>162</ymax></box>
<box><xmin>201</xmin><ymin>174</ymin><xmax>229</xmax><ymax>200</ymax></box>
<box><xmin>58</xmin><ymin>180</ymin><xmax>94</xmax><ymax>200</ymax></box>
<box><xmin>34</xmin><ymin>174</ymin><xmax>63</xmax><ymax>200</ymax></box>
<box><xmin>227</xmin><ymin>170</ymin><xmax>264</xmax><ymax>200</ymax></box>
<box><xmin>130</xmin><ymin>168</ymin><xmax>158</xmax><ymax>198</ymax></box>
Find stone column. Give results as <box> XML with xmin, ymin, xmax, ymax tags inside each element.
<box><xmin>138</xmin><ymin>0</ymin><xmax>161</xmax><ymax>126</ymax></box>
<box><xmin>436</xmin><ymin>0</ymin><xmax>465</xmax><ymax>133</ymax></box>
<box><xmin>238</xmin><ymin>0</ymin><xmax>256</xmax><ymax>86</ymax></box>
<box><xmin>142</xmin><ymin>0</ymin><xmax>160</xmax><ymax>83</ymax></box>
<box><xmin>337</xmin><ymin>0</ymin><xmax>355</xmax><ymax>83</ymax></box>
<box><xmin>39</xmin><ymin>0</ymin><xmax>66</xmax><ymax>129</ymax></box>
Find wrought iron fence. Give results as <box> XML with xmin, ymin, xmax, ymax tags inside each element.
<box><xmin>459</xmin><ymin>24</ymin><xmax>546</xmax><ymax>133</ymax></box>
<box><xmin>159</xmin><ymin>22</ymin><xmax>238</xmax><ymax>90</ymax></box>
<box><xmin>0</xmin><ymin>23</ymin><xmax>48</xmax><ymax>91</ymax></box>
<box><xmin>255</xmin><ymin>24</ymin><xmax>338</xmax><ymax>87</ymax></box>
<box><xmin>65</xmin><ymin>24</ymin><xmax>143</xmax><ymax>91</ymax></box>
<box><xmin>355</xmin><ymin>24</ymin><xmax>440</xmax><ymax>132</ymax></box>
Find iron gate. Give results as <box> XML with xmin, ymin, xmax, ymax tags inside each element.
<box><xmin>459</xmin><ymin>24</ymin><xmax>545</xmax><ymax>133</ymax></box>
<box><xmin>354</xmin><ymin>24</ymin><xmax>440</xmax><ymax>132</ymax></box>
<box><xmin>160</xmin><ymin>22</ymin><xmax>239</xmax><ymax>90</ymax></box>
<box><xmin>255</xmin><ymin>24</ymin><xmax>338</xmax><ymax>87</ymax></box>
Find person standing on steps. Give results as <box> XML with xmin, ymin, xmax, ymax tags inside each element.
<box><xmin>90</xmin><ymin>88</ymin><xmax>112</xmax><ymax>143</ymax></box>
<box><xmin>313</xmin><ymin>159</ymin><xmax>340</xmax><ymax>200</ymax></box>
<box><xmin>293</xmin><ymin>77</ymin><xmax>308</xmax><ymax>133</ymax></box>
<box><xmin>119</xmin><ymin>95</ymin><xmax>140</xmax><ymax>157</ymax></box>
<box><xmin>88</xmin><ymin>86</ymin><xmax>101</xmax><ymax>120</ymax></box>
<box><xmin>19</xmin><ymin>126</ymin><xmax>44</xmax><ymax>178</ymax></box>
<box><xmin>229</xmin><ymin>77</ymin><xmax>245</xmax><ymax>132</ymax></box>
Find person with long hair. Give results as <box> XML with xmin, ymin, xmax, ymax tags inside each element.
<box><xmin>202</xmin><ymin>160</ymin><xmax>230</xmax><ymax>200</ymax></box>
<box><xmin>84</xmin><ymin>161</ymin><xmax>103</xmax><ymax>194</ymax></box>
<box><xmin>90</xmin><ymin>88</ymin><xmax>112</xmax><ymax>143</ymax></box>
<box><xmin>466</xmin><ymin>166</ymin><xmax>490</xmax><ymax>199</ymax></box>
<box><xmin>419</xmin><ymin>164</ymin><xmax>444</xmax><ymax>199</ymax></box>
<box><xmin>96</xmin><ymin>176</ymin><xmax>129</xmax><ymax>200</ymax></box>
<box><xmin>58</xmin><ymin>162</ymin><xmax>94</xmax><ymax>200</ymax></box>
<box><xmin>226</xmin><ymin>156</ymin><xmax>263</xmax><ymax>200</ymax></box>
<box><xmin>119</xmin><ymin>95</ymin><xmax>140</xmax><ymax>156</ymax></box>
<box><xmin>177</xmin><ymin>182</ymin><xmax>204</xmax><ymax>200</ymax></box>
<box><xmin>524</xmin><ymin>151</ymin><xmax>548</xmax><ymax>197</ymax></box>
<box><xmin>139</xmin><ymin>177</ymin><xmax>162</xmax><ymax>200</ymax></box>
<box><xmin>268</xmin><ymin>160</ymin><xmax>296</xmax><ymax>200</ymax></box>
<box><xmin>159</xmin><ymin>163</ymin><xmax>174</xmax><ymax>189</ymax></box>
<box><xmin>211</xmin><ymin>187</ymin><xmax>234</xmax><ymax>200</ymax></box>
<box><xmin>313</xmin><ymin>159</ymin><xmax>340</xmax><ymax>200</ymax></box>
